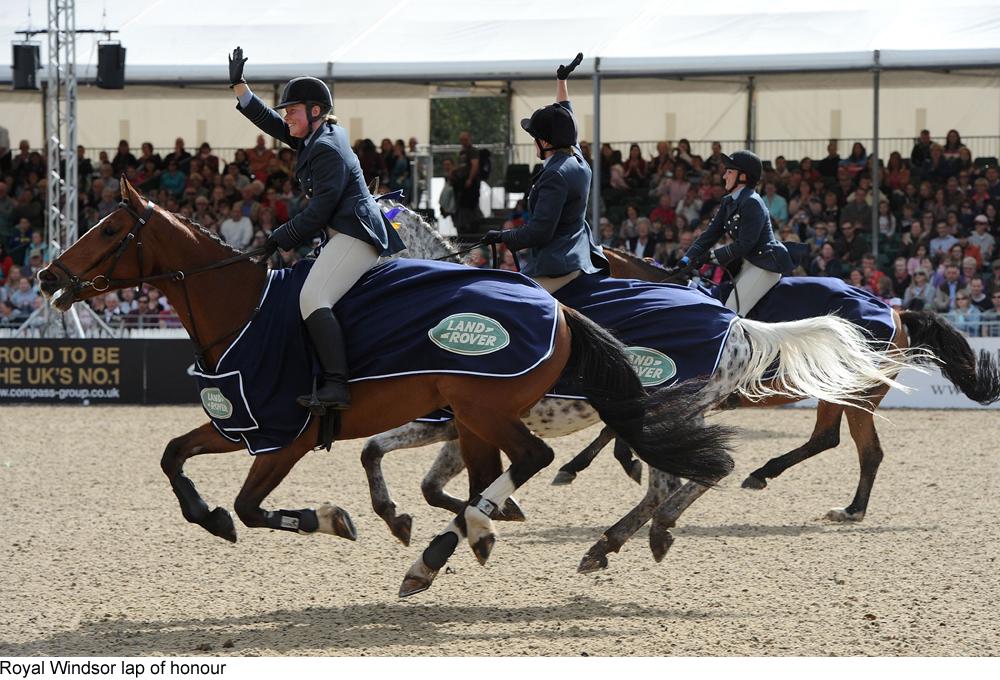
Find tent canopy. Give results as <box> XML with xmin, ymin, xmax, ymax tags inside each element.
<box><xmin>4</xmin><ymin>0</ymin><xmax>1000</xmax><ymax>83</ymax></box>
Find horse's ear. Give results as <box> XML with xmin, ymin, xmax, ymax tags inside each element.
<box><xmin>119</xmin><ymin>174</ymin><xmax>143</xmax><ymax>210</ymax></box>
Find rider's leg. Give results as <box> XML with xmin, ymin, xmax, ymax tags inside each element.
<box><xmin>532</xmin><ymin>270</ymin><xmax>581</xmax><ymax>294</ymax></box>
<box><xmin>298</xmin><ymin>231</ymin><xmax>380</xmax><ymax>410</ymax></box>
<box><xmin>724</xmin><ymin>262</ymin><xmax>780</xmax><ymax>316</ymax></box>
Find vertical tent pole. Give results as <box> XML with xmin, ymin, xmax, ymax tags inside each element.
<box><xmin>591</xmin><ymin>57</ymin><xmax>602</xmax><ymax>229</ymax></box>
<box><xmin>745</xmin><ymin>76</ymin><xmax>756</xmax><ymax>151</ymax></box>
<box><xmin>506</xmin><ymin>79</ymin><xmax>513</xmax><ymax>208</ymax></box>
<box><xmin>871</xmin><ymin>50</ymin><xmax>881</xmax><ymax>259</ymax></box>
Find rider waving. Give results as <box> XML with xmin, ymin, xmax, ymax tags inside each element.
<box><xmin>680</xmin><ymin>150</ymin><xmax>794</xmax><ymax>315</ymax></box>
<box><xmin>483</xmin><ymin>53</ymin><xmax>608</xmax><ymax>293</ymax></box>
<box><xmin>228</xmin><ymin>47</ymin><xmax>406</xmax><ymax>412</ymax></box>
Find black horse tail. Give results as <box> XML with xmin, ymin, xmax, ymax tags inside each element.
<box><xmin>561</xmin><ymin>306</ymin><xmax>734</xmax><ymax>485</ymax></box>
<box><xmin>900</xmin><ymin>310</ymin><xmax>1000</xmax><ymax>405</ymax></box>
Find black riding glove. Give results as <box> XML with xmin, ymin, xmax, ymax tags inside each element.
<box><xmin>557</xmin><ymin>53</ymin><xmax>584</xmax><ymax>80</ymax></box>
<box><xmin>228</xmin><ymin>46</ymin><xmax>247</xmax><ymax>88</ymax></box>
<box><xmin>482</xmin><ymin>230</ymin><xmax>505</xmax><ymax>245</ymax></box>
<box><xmin>262</xmin><ymin>235</ymin><xmax>280</xmax><ymax>257</ymax></box>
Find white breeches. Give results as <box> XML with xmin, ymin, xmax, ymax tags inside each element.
<box><xmin>299</xmin><ymin>231</ymin><xmax>381</xmax><ymax>318</ymax></box>
<box><xmin>532</xmin><ymin>270</ymin><xmax>581</xmax><ymax>294</ymax></box>
<box><xmin>724</xmin><ymin>261</ymin><xmax>781</xmax><ymax>316</ymax></box>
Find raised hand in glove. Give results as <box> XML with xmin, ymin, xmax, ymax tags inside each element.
<box><xmin>557</xmin><ymin>53</ymin><xmax>584</xmax><ymax>80</ymax></box>
<box><xmin>482</xmin><ymin>230</ymin><xmax>505</xmax><ymax>245</ymax></box>
<box><xmin>228</xmin><ymin>46</ymin><xmax>248</xmax><ymax>88</ymax></box>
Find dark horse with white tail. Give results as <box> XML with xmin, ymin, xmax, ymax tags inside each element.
<box><xmin>38</xmin><ymin>176</ymin><xmax>735</xmax><ymax>597</ymax></box>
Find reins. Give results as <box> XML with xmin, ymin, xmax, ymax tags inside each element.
<box><xmin>51</xmin><ymin>200</ymin><xmax>269</xmax><ymax>361</ymax></box>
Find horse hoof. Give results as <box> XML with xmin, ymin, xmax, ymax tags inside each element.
<box><xmin>551</xmin><ymin>470</ymin><xmax>577</xmax><ymax>486</ymax></box>
<box><xmin>826</xmin><ymin>507</ymin><xmax>865</xmax><ymax>522</ymax></box>
<box><xmin>741</xmin><ymin>474</ymin><xmax>767</xmax><ymax>490</ymax></box>
<box><xmin>317</xmin><ymin>503</ymin><xmax>357</xmax><ymax>540</ymax></box>
<box><xmin>498</xmin><ymin>497</ymin><xmax>526</xmax><ymax>522</ymax></box>
<box><xmin>577</xmin><ymin>551</ymin><xmax>609</xmax><ymax>574</ymax></box>
<box><xmin>399</xmin><ymin>560</ymin><xmax>438</xmax><ymax>598</ymax></box>
<box><xmin>203</xmin><ymin>507</ymin><xmax>237</xmax><ymax>543</ymax></box>
<box><xmin>472</xmin><ymin>534</ymin><xmax>496</xmax><ymax>565</ymax></box>
<box><xmin>627</xmin><ymin>460</ymin><xmax>643</xmax><ymax>485</ymax></box>
<box><xmin>390</xmin><ymin>514</ymin><xmax>413</xmax><ymax>546</ymax></box>
<box><xmin>649</xmin><ymin>526</ymin><xmax>675</xmax><ymax>563</ymax></box>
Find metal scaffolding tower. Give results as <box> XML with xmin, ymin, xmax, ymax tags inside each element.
<box><xmin>45</xmin><ymin>0</ymin><xmax>78</xmax><ymax>251</ymax></box>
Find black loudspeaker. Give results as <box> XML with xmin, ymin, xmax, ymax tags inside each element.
<box><xmin>97</xmin><ymin>42</ymin><xmax>126</xmax><ymax>89</ymax></box>
<box><xmin>12</xmin><ymin>43</ymin><xmax>40</xmax><ymax>90</ymax></box>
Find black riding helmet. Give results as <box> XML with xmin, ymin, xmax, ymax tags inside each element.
<box><xmin>275</xmin><ymin>76</ymin><xmax>333</xmax><ymax>123</ymax></box>
<box><xmin>521</xmin><ymin>104</ymin><xmax>578</xmax><ymax>149</ymax></box>
<box><xmin>720</xmin><ymin>150</ymin><xmax>763</xmax><ymax>187</ymax></box>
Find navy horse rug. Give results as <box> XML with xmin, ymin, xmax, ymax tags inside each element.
<box><xmin>547</xmin><ymin>273</ymin><xmax>738</xmax><ymax>399</ymax></box>
<box><xmin>194</xmin><ymin>259</ymin><xmax>558</xmax><ymax>453</ymax></box>
<box><xmin>747</xmin><ymin>277</ymin><xmax>896</xmax><ymax>348</ymax></box>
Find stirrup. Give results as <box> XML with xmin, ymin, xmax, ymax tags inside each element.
<box><xmin>297</xmin><ymin>377</ymin><xmax>330</xmax><ymax>416</ymax></box>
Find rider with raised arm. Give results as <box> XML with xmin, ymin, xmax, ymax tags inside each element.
<box><xmin>679</xmin><ymin>150</ymin><xmax>794</xmax><ymax>315</ymax></box>
<box><xmin>482</xmin><ymin>53</ymin><xmax>608</xmax><ymax>293</ymax></box>
<box><xmin>228</xmin><ymin>47</ymin><xmax>406</xmax><ymax>412</ymax></box>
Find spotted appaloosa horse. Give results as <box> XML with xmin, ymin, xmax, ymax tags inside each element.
<box><xmin>37</xmin><ymin>177</ymin><xmax>737</xmax><ymax>597</ymax></box>
<box><xmin>360</xmin><ymin>205</ymin><xmax>923</xmax><ymax>573</ymax></box>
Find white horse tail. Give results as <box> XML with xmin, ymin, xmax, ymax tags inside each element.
<box><xmin>732</xmin><ymin>316</ymin><xmax>923</xmax><ymax>408</ymax></box>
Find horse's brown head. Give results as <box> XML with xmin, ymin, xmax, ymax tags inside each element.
<box><xmin>39</xmin><ymin>176</ymin><xmax>161</xmax><ymax>311</ymax></box>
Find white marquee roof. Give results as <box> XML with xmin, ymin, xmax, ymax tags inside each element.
<box><xmin>3</xmin><ymin>0</ymin><xmax>1000</xmax><ymax>84</ymax></box>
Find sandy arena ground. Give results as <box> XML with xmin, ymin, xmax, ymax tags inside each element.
<box><xmin>0</xmin><ymin>405</ymin><xmax>997</xmax><ymax>656</ymax></box>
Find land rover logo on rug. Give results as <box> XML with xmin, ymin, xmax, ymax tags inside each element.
<box><xmin>429</xmin><ymin>313</ymin><xmax>510</xmax><ymax>355</ymax></box>
<box><xmin>200</xmin><ymin>387</ymin><xmax>234</xmax><ymax>419</ymax></box>
<box><xmin>626</xmin><ymin>346</ymin><xmax>676</xmax><ymax>386</ymax></box>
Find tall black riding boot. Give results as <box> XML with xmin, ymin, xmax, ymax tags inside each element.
<box><xmin>299</xmin><ymin>308</ymin><xmax>352</xmax><ymax>411</ymax></box>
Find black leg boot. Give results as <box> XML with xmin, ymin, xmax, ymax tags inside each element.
<box><xmin>299</xmin><ymin>308</ymin><xmax>352</xmax><ymax>411</ymax></box>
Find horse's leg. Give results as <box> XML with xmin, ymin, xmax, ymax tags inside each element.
<box><xmin>421</xmin><ymin>439</ymin><xmax>471</xmax><ymax>514</ymax></box>
<box><xmin>552</xmin><ymin>425</ymin><xmax>615</xmax><ymax>485</ymax></box>
<box><xmin>741</xmin><ymin>400</ymin><xmax>845</xmax><ymax>489</ymax></box>
<box><xmin>612</xmin><ymin>435</ymin><xmax>643</xmax><ymax>484</ymax></box>
<box><xmin>160</xmin><ymin>422</ymin><xmax>243</xmax><ymax>542</ymax></box>
<box><xmin>360</xmin><ymin>421</ymin><xmax>457</xmax><ymax>546</ymax></box>
<box><xmin>421</xmin><ymin>439</ymin><xmax>528</xmax><ymax>521</ymax></box>
<box><xmin>233</xmin><ymin>434</ymin><xmax>356</xmax><ymax>540</ymax></box>
<box><xmin>826</xmin><ymin>400</ymin><xmax>887</xmax><ymax>522</ymax></box>
<box><xmin>647</xmin><ymin>478</ymin><xmax>710</xmax><ymax>562</ymax></box>
<box><xmin>400</xmin><ymin>415</ymin><xmax>556</xmax><ymax>597</ymax></box>
<box><xmin>578</xmin><ymin>466</ymin><xmax>683</xmax><ymax>573</ymax></box>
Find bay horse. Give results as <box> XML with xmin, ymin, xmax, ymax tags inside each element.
<box><xmin>358</xmin><ymin>206</ymin><xmax>923</xmax><ymax>572</ymax></box>
<box><xmin>37</xmin><ymin>176</ymin><xmax>735</xmax><ymax>596</ymax></box>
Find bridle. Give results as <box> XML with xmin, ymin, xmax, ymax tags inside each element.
<box><xmin>49</xmin><ymin>199</ymin><xmax>267</xmax><ymax>361</ymax></box>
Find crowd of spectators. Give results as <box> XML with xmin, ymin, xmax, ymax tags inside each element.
<box><xmin>0</xmin><ymin>132</ymin><xmax>417</xmax><ymax>331</ymax></box>
<box><xmin>505</xmin><ymin>130</ymin><xmax>999</xmax><ymax>337</ymax></box>
<box><xmin>3</xmin><ymin>128</ymin><xmax>1000</xmax><ymax>337</ymax></box>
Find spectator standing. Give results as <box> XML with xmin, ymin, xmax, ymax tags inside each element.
<box><xmin>453</xmin><ymin>131</ymin><xmax>482</xmax><ymax>233</ymax></box>
<box><xmin>910</xmin><ymin>129</ymin><xmax>932</xmax><ymax>167</ymax></box>
<box><xmin>816</xmin><ymin>140</ymin><xmax>841</xmax><ymax>178</ymax></box>
<box><xmin>387</xmin><ymin>139</ymin><xmax>410</xmax><ymax>196</ymax></box>
<box><xmin>0</xmin><ymin>182</ymin><xmax>15</xmax><ymax>242</ymax></box>
<box><xmin>110</xmin><ymin>140</ymin><xmax>137</xmax><ymax>178</ymax></box>
<box><xmin>163</xmin><ymin>137</ymin><xmax>191</xmax><ymax>170</ymax></box>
